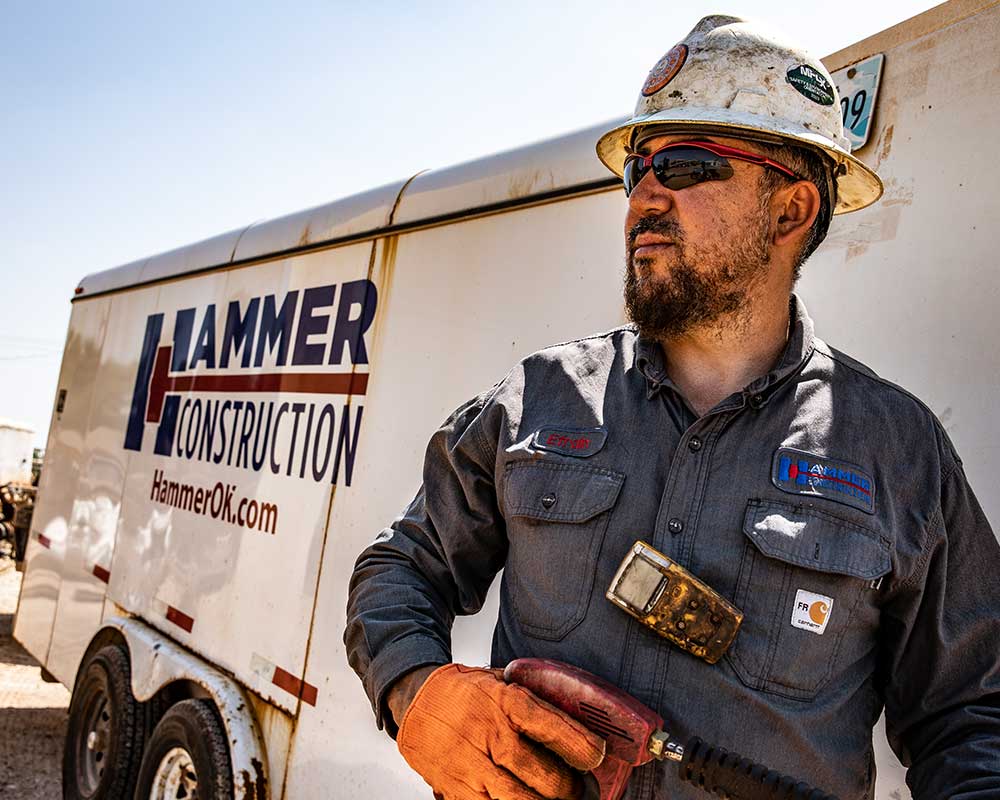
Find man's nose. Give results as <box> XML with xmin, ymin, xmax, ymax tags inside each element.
<box><xmin>627</xmin><ymin>169</ymin><xmax>675</xmax><ymax>216</ymax></box>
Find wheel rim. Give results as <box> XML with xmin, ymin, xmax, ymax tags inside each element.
<box><xmin>150</xmin><ymin>747</ymin><xmax>199</xmax><ymax>800</ymax></box>
<box><xmin>75</xmin><ymin>679</ymin><xmax>113</xmax><ymax>795</ymax></box>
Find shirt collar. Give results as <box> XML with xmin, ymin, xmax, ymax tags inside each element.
<box><xmin>633</xmin><ymin>293</ymin><xmax>816</xmax><ymax>405</ymax></box>
<box><xmin>635</xmin><ymin>329</ymin><xmax>676</xmax><ymax>400</ymax></box>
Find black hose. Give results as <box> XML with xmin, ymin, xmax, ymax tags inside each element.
<box><xmin>678</xmin><ymin>736</ymin><xmax>839</xmax><ymax>800</ymax></box>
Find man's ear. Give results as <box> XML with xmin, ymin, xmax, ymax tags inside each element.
<box><xmin>773</xmin><ymin>181</ymin><xmax>821</xmax><ymax>246</ymax></box>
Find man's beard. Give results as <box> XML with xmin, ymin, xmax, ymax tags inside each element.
<box><xmin>623</xmin><ymin>203</ymin><xmax>772</xmax><ymax>339</ymax></box>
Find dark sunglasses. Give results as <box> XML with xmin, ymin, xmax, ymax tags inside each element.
<box><xmin>622</xmin><ymin>140</ymin><xmax>801</xmax><ymax>196</ymax></box>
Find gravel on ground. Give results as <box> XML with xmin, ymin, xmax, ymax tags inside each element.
<box><xmin>0</xmin><ymin>559</ymin><xmax>69</xmax><ymax>799</ymax></box>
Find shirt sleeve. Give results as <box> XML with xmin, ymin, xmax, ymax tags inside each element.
<box><xmin>880</xmin><ymin>457</ymin><xmax>1000</xmax><ymax>798</ymax></box>
<box><xmin>343</xmin><ymin>389</ymin><xmax>507</xmax><ymax>736</ymax></box>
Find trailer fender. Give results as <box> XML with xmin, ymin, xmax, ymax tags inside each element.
<box><xmin>103</xmin><ymin>616</ymin><xmax>270</xmax><ymax>799</ymax></box>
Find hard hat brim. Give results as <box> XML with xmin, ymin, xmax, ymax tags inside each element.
<box><xmin>596</xmin><ymin>109</ymin><xmax>884</xmax><ymax>214</ymax></box>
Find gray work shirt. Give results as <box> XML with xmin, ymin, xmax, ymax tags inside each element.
<box><xmin>345</xmin><ymin>296</ymin><xmax>1000</xmax><ymax>799</ymax></box>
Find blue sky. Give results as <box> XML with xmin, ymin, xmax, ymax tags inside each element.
<box><xmin>3</xmin><ymin>1</ymin><xmax>940</xmax><ymax>446</ymax></box>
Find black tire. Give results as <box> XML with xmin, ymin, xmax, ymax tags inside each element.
<box><xmin>133</xmin><ymin>699</ymin><xmax>233</xmax><ymax>800</ymax></box>
<box><xmin>63</xmin><ymin>644</ymin><xmax>145</xmax><ymax>800</ymax></box>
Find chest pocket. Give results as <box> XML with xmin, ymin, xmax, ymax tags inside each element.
<box><xmin>502</xmin><ymin>460</ymin><xmax>625</xmax><ymax>640</ymax></box>
<box><xmin>727</xmin><ymin>499</ymin><xmax>891</xmax><ymax>700</ymax></box>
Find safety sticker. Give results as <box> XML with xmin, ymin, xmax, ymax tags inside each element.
<box><xmin>771</xmin><ymin>447</ymin><xmax>875</xmax><ymax>514</ymax></box>
<box><xmin>152</xmin><ymin>596</ymin><xmax>195</xmax><ymax>633</ymax></box>
<box><xmin>791</xmin><ymin>589</ymin><xmax>833</xmax><ymax>635</ymax></box>
<box><xmin>786</xmin><ymin>64</ymin><xmax>836</xmax><ymax>106</ymax></box>
<box><xmin>533</xmin><ymin>427</ymin><xmax>607</xmax><ymax>458</ymax></box>
<box><xmin>642</xmin><ymin>44</ymin><xmax>688</xmax><ymax>96</ymax></box>
<box><xmin>250</xmin><ymin>653</ymin><xmax>318</xmax><ymax>707</ymax></box>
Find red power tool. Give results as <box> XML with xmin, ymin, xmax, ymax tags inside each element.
<box><xmin>504</xmin><ymin>658</ymin><xmax>838</xmax><ymax>800</ymax></box>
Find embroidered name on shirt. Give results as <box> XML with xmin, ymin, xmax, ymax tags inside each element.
<box><xmin>771</xmin><ymin>447</ymin><xmax>875</xmax><ymax>514</ymax></box>
<box><xmin>791</xmin><ymin>589</ymin><xmax>834</xmax><ymax>635</ymax></box>
<box><xmin>533</xmin><ymin>427</ymin><xmax>607</xmax><ymax>458</ymax></box>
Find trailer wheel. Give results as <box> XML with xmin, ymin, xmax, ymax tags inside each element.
<box><xmin>63</xmin><ymin>644</ymin><xmax>144</xmax><ymax>800</ymax></box>
<box><xmin>134</xmin><ymin>699</ymin><xmax>233</xmax><ymax>800</ymax></box>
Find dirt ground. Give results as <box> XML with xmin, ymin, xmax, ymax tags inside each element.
<box><xmin>0</xmin><ymin>559</ymin><xmax>69</xmax><ymax>799</ymax></box>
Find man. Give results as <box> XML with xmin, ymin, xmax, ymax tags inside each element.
<box><xmin>346</xmin><ymin>15</ymin><xmax>1000</xmax><ymax>800</ymax></box>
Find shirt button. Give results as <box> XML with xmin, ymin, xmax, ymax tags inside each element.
<box><xmin>688</xmin><ymin>436</ymin><xmax>703</xmax><ymax>452</ymax></box>
<box><xmin>749</xmin><ymin>394</ymin><xmax>764</xmax><ymax>409</ymax></box>
<box><xmin>541</xmin><ymin>493</ymin><xmax>556</xmax><ymax>510</ymax></box>
<box><xmin>668</xmin><ymin>518</ymin><xmax>684</xmax><ymax>535</ymax></box>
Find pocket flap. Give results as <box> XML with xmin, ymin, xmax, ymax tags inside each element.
<box><xmin>505</xmin><ymin>462</ymin><xmax>625</xmax><ymax>523</ymax></box>
<box><xmin>743</xmin><ymin>499</ymin><xmax>890</xmax><ymax>580</ymax></box>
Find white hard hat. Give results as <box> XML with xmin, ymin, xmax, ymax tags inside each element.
<box><xmin>597</xmin><ymin>15</ymin><xmax>883</xmax><ymax>213</ymax></box>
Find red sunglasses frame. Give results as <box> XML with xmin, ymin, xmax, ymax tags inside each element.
<box><xmin>623</xmin><ymin>140</ymin><xmax>801</xmax><ymax>195</ymax></box>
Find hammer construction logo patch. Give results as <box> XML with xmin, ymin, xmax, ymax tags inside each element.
<box><xmin>772</xmin><ymin>447</ymin><xmax>875</xmax><ymax>514</ymax></box>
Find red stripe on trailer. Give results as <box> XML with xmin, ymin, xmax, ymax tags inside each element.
<box><xmin>37</xmin><ymin>534</ymin><xmax>51</xmax><ymax>549</ymax></box>
<box><xmin>272</xmin><ymin>665</ymin><xmax>318</xmax><ymax>707</ymax></box>
<box><xmin>165</xmin><ymin>605</ymin><xmax>195</xmax><ymax>633</ymax></box>
<box><xmin>145</xmin><ymin>345</ymin><xmax>369</xmax><ymax>423</ymax></box>
<box><xmin>92</xmin><ymin>564</ymin><xmax>111</xmax><ymax>583</ymax></box>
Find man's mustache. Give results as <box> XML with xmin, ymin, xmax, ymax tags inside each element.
<box><xmin>627</xmin><ymin>216</ymin><xmax>684</xmax><ymax>249</ymax></box>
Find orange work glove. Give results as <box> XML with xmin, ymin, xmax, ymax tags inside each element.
<box><xmin>397</xmin><ymin>663</ymin><xmax>605</xmax><ymax>800</ymax></box>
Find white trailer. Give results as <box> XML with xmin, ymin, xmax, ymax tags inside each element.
<box><xmin>0</xmin><ymin>419</ymin><xmax>34</xmax><ymax>485</ymax></box>
<box><xmin>15</xmin><ymin>1</ymin><xmax>1000</xmax><ymax>797</ymax></box>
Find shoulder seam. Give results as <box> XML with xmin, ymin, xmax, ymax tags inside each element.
<box><xmin>813</xmin><ymin>345</ymin><xmax>927</xmax><ymax>409</ymax></box>
<box><xmin>893</xmin><ymin>460</ymin><xmax>961</xmax><ymax>592</ymax></box>
<box><xmin>471</xmin><ymin>377</ymin><xmax>509</xmax><ymax>465</ymax></box>
<box><xmin>813</xmin><ymin>344</ymin><xmax>959</xmax><ymax>477</ymax></box>
<box><xmin>893</xmin><ymin>502</ymin><xmax>942</xmax><ymax>594</ymax></box>
<box><xmin>475</xmin><ymin>325</ymin><xmax>634</xmax><ymax>461</ymax></box>
<box><xmin>814</xmin><ymin>345</ymin><xmax>946</xmax><ymax>420</ymax></box>
<box><xmin>529</xmin><ymin>324</ymin><xmax>634</xmax><ymax>354</ymax></box>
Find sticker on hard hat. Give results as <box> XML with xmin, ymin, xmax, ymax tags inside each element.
<box><xmin>642</xmin><ymin>44</ymin><xmax>688</xmax><ymax>96</ymax></box>
<box><xmin>785</xmin><ymin>64</ymin><xmax>836</xmax><ymax>106</ymax></box>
